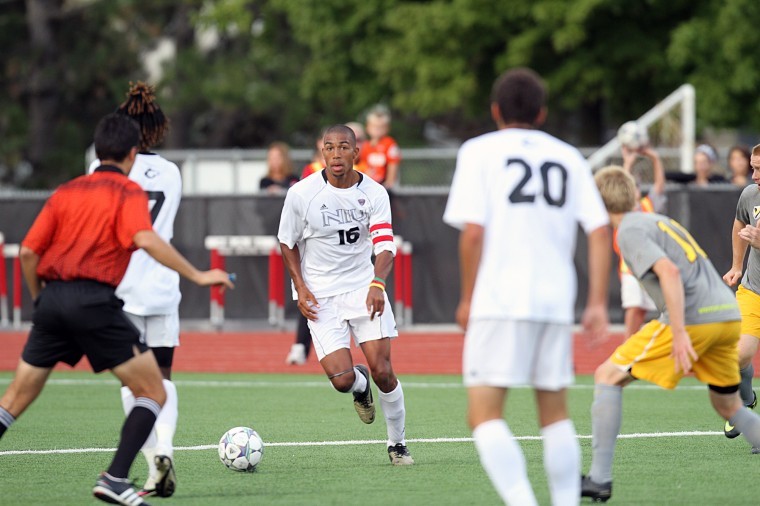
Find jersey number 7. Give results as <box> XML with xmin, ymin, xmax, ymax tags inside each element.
<box><xmin>146</xmin><ymin>191</ymin><xmax>165</xmax><ymax>224</ymax></box>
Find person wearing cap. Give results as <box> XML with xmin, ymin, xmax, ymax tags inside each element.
<box><xmin>692</xmin><ymin>143</ymin><xmax>727</xmax><ymax>186</ymax></box>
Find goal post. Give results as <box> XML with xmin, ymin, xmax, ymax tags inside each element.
<box><xmin>586</xmin><ymin>84</ymin><xmax>696</xmax><ymax>173</ymax></box>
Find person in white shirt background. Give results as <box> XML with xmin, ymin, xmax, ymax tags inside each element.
<box><xmin>443</xmin><ymin>67</ymin><xmax>610</xmax><ymax>506</ymax></box>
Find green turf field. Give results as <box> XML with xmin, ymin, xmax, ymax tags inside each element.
<box><xmin>0</xmin><ymin>371</ymin><xmax>757</xmax><ymax>505</ymax></box>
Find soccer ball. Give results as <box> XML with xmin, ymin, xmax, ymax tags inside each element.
<box><xmin>617</xmin><ymin>121</ymin><xmax>649</xmax><ymax>150</ymax></box>
<box><xmin>218</xmin><ymin>426</ymin><xmax>264</xmax><ymax>472</ymax></box>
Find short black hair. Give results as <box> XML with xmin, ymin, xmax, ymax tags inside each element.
<box><xmin>491</xmin><ymin>68</ymin><xmax>546</xmax><ymax>125</ymax></box>
<box><xmin>94</xmin><ymin>113</ymin><xmax>140</xmax><ymax>162</ymax></box>
<box><xmin>323</xmin><ymin>124</ymin><xmax>357</xmax><ymax>147</ymax></box>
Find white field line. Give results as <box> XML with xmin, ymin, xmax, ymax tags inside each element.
<box><xmin>0</xmin><ymin>431</ymin><xmax>724</xmax><ymax>457</ymax></box>
<box><xmin>0</xmin><ymin>377</ymin><xmax>713</xmax><ymax>391</ymax></box>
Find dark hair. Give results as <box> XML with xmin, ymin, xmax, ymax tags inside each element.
<box><xmin>729</xmin><ymin>144</ymin><xmax>751</xmax><ymax>175</ymax></box>
<box><xmin>116</xmin><ymin>81</ymin><xmax>168</xmax><ymax>151</ymax></box>
<box><xmin>94</xmin><ymin>113</ymin><xmax>140</xmax><ymax>162</ymax></box>
<box><xmin>323</xmin><ymin>124</ymin><xmax>357</xmax><ymax>147</ymax></box>
<box><xmin>491</xmin><ymin>67</ymin><xmax>546</xmax><ymax>125</ymax></box>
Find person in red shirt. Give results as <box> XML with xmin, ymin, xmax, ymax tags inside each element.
<box><xmin>0</xmin><ymin>113</ymin><xmax>233</xmax><ymax>506</ymax></box>
<box><xmin>358</xmin><ymin>106</ymin><xmax>401</xmax><ymax>189</ymax></box>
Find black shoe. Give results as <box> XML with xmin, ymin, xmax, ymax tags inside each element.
<box><xmin>581</xmin><ymin>475</ymin><xmax>612</xmax><ymax>503</ymax></box>
<box><xmin>388</xmin><ymin>443</ymin><xmax>415</xmax><ymax>465</ymax></box>
<box><xmin>153</xmin><ymin>455</ymin><xmax>177</xmax><ymax>497</ymax></box>
<box><xmin>352</xmin><ymin>365</ymin><xmax>375</xmax><ymax>424</ymax></box>
<box><xmin>93</xmin><ymin>472</ymin><xmax>150</xmax><ymax>505</ymax></box>
<box><xmin>724</xmin><ymin>391</ymin><xmax>757</xmax><ymax>439</ymax></box>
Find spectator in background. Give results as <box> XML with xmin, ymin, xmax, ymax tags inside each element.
<box><xmin>359</xmin><ymin>105</ymin><xmax>401</xmax><ymax>189</ymax></box>
<box><xmin>346</xmin><ymin>121</ymin><xmax>366</xmax><ymax>146</ymax></box>
<box><xmin>346</xmin><ymin>121</ymin><xmax>369</xmax><ymax>174</ymax></box>
<box><xmin>616</xmin><ymin>144</ymin><xmax>666</xmax><ymax>337</ymax></box>
<box><xmin>260</xmin><ymin>142</ymin><xmax>298</xmax><ymax>194</ymax></box>
<box><xmin>301</xmin><ymin>133</ymin><xmax>326</xmax><ymax>181</ymax></box>
<box><xmin>692</xmin><ymin>143</ymin><xmax>726</xmax><ymax>187</ymax></box>
<box><xmin>728</xmin><ymin>144</ymin><xmax>752</xmax><ymax>188</ymax></box>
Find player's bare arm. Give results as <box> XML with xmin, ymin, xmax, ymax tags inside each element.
<box><xmin>279</xmin><ymin>242</ymin><xmax>319</xmax><ymax>320</ymax></box>
<box><xmin>456</xmin><ymin>223</ymin><xmax>484</xmax><ymax>331</ymax></box>
<box><xmin>19</xmin><ymin>246</ymin><xmax>43</xmax><ymax>300</ymax></box>
<box><xmin>366</xmin><ymin>251</ymin><xmax>393</xmax><ymax>320</ymax></box>
<box><xmin>582</xmin><ymin>225</ymin><xmax>611</xmax><ymax>344</ymax></box>
<box><xmin>652</xmin><ymin>257</ymin><xmax>697</xmax><ymax>373</ymax></box>
<box><xmin>642</xmin><ymin>147</ymin><xmax>666</xmax><ymax>197</ymax></box>
<box><xmin>725</xmin><ymin>219</ymin><xmax>749</xmax><ymax>286</ymax></box>
<box><xmin>134</xmin><ymin>230</ymin><xmax>234</xmax><ymax>289</ymax></box>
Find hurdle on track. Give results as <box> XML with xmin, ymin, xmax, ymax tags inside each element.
<box><xmin>204</xmin><ymin>235</ymin><xmax>413</xmax><ymax>329</ymax></box>
<box><xmin>0</xmin><ymin>232</ymin><xmax>22</xmax><ymax>328</ymax></box>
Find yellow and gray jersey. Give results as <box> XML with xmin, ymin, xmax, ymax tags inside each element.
<box><xmin>735</xmin><ymin>184</ymin><xmax>760</xmax><ymax>294</ymax></box>
<box><xmin>617</xmin><ymin>212</ymin><xmax>740</xmax><ymax>325</ymax></box>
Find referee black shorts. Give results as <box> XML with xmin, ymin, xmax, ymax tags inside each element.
<box><xmin>21</xmin><ymin>280</ymin><xmax>148</xmax><ymax>373</ymax></box>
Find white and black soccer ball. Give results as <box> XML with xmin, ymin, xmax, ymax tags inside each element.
<box><xmin>617</xmin><ymin>121</ymin><xmax>649</xmax><ymax>150</ymax></box>
<box><xmin>218</xmin><ymin>426</ymin><xmax>264</xmax><ymax>472</ymax></box>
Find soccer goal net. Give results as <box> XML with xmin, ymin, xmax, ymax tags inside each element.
<box><xmin>586</xmin><ymin>84</ymin><xmax>696</xmax><ymax>175</ymax></box>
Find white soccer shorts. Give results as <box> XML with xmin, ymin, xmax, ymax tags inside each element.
<box><xmin>620</xmin><ymin>272</ymin><xmax>657</xmax><ymax>311</ymax></box>
<box><xmin>307</xmin><ymin>286</ymin><xmax>398</xmax><ymax>361</ymax></box>
<box><xmin>463</xmin><ymin>319</ymin><xmax>574</xmax><ymax>390</ymax></box>
<box><xmin>124</xmin><ymin>311</ymin><xmax>180</xmax><ymax>348</ymax></box>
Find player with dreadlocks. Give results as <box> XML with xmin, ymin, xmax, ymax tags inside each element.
<box><xmin>89</xmin><ymin>81</ymin><xmax>182</xmax><ymax>498</ymax></box>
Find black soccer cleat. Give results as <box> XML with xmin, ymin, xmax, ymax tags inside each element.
<box><xmin>93</xmin><ymin>472</ymin><xmax>150</xmax><ymax>505</ymax></box>
<box><xmin>153</xmin><ymin>455</ymin><xmax>177</xmax><ymax>497</ymax></box>
<box><xmin>352</xmin><ymin>364</ymin><xmax>375</xmax><ymax>424</ymax></box>
<box><xmin>388</xmin><ymin>443</ymin><xmax>415</xmax><ymax>465</ymax></box>
<box><xmin>724</xmin><ymin>391</ymin><xmax>757</xmax><ymax>439</ymax></box>
<box><xmin>581</xmin><ymin>474</ymin><xmax>612</xmax><ymax>503</ymax></box>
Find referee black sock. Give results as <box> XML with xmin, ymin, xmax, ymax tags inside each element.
<box><xmin>0</xmin><ymin>406</ymin><xmax>15</xmax><ymax>439</ymax></box>
<box><xmin>107</xmin><ymin>397</ymin><xmax>161</xmax><ymax>478</ymax></box>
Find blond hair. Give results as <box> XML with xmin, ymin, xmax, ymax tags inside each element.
<box><xmin>594</xmin><ymin>165</ymin><xmax>637</xmax><ymax>214</ymax></box>
<box><xmin>752</xmin><ymin>144</ymin><xmax>760</xmax><ymax>156</ymax></box>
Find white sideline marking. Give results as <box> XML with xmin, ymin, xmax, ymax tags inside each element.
<box><xmin>0</xmin><ymin>377</ymin><xmax>713</xmax><ymax>391</ymax></box>
<box><xmin>0</xmin><ymin>431</ymin><xmax>724</xmax><ymax>457</ymax></box>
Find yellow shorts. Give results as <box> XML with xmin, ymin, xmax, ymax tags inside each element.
<box><xmin>737</xmin><ymin>284</ymin><xmax>760</xmax><ymax>338</ymax></box>
<box><xmin>610</xmin><ymin>319</ymin><xmax>740</xmax><ymax>389</ymax></box>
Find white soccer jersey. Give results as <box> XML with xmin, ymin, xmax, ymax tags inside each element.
<box><xmin>443</xmin><ymin>128</ymin><xmax>608</xmax><ymax>324</ymax></box>
<box><xmin>89</xmin><ymin>153</ymin><xmax>183</xmax><ymax>314</ymax></box>
<box><xmin>278</xmin><ymin>170</ymin><xmax>396</xmax><ymax>299</ymax></box>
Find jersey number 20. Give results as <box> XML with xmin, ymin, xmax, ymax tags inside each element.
<box><xmin>506</xmin><ymin>158</ymin><xmax>567</xmax><ymax>207</ymax></box>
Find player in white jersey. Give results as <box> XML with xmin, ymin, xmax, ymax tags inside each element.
<box><xmin>89</xmin><ymin>82</ymin><xmax>181</xmax><ymax>497</ymax></box>
<box><xmin>443</xmin><ymin>68</ymin><xmax>611</xmax><ymax>506</ymax></box>
<box><xmin>278</xmin><ymin>124</ymin><xmax>413</xmax><ymax>465</ymax></box>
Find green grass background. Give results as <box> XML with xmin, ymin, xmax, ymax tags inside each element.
<box><xmin>0</xmin><ymin>371</ymin><xmax>756</xmax><ymax>505</ymax></box>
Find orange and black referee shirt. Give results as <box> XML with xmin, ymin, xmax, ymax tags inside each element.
<box><xmin>22</xmin><ymin>165</ymin><xmax>153</xmax><ymax>287</ymax></box>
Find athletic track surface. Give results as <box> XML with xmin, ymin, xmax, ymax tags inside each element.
<box><xmin>0</xmin><ymin>329</ymin><xmax>642</xmax><ymax>375</ymax></box>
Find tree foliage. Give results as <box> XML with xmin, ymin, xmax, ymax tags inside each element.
<box><xmin>1</xmin><ymin>0</ymin><xmax>758</xmax><ymax>187</ymax></box>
